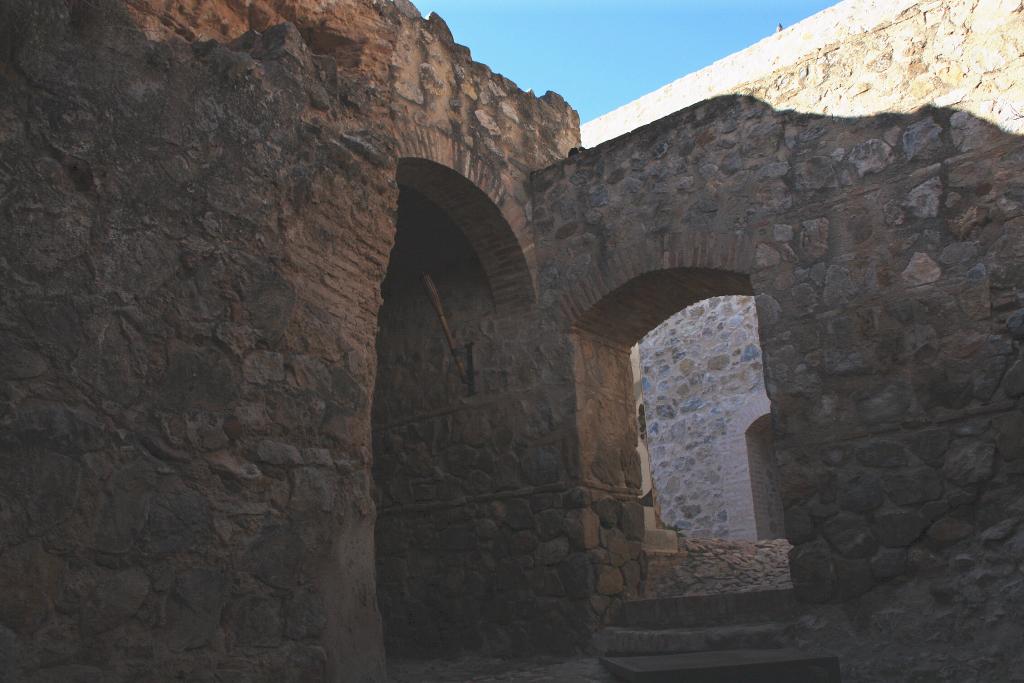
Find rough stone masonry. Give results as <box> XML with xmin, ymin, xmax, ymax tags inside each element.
<box><xmin>0</xmin><ymin>0</ymin><xmax>1022</xmax><ymax>682</ymax></box>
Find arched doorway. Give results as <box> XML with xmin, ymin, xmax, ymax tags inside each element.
<box><xmin>570</xmin><ymin>269</ymin><xmax>791</xmax><ymax>598</ymax></box>
<box><xmin>372</xmin><ymin>159</ymin><xmax>538</xmax><ymax>658</ymax></box>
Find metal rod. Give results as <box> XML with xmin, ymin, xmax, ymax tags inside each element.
<box><xmin>420</xmin><ymin>273</ymin><xmax>469</xmax><ymax>385</ymax></box>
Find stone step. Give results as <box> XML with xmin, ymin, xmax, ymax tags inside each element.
<box><xmin>600</xmin><ymin>648</ymin><xmax>841</xmax><ymax>682</ymax></box>
<box><xmin>594</xmin><ymin>621</ymin><xmax>791</xmax><ymax>657</ymax></box>
<box><xmin>616</xmin><ymin>589</ymin><xmax>796</xmax><ymax>629</ymax></box>
<box><xmin>642</xmin><ymin>528</ymin><xmax>680</xmax><ymax>554</ymax></box>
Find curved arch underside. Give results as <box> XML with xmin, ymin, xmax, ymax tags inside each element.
<box><xmin>572</xmin><ymin>267</ymin><xmax>752</xmax><ymax>347</ymax></box>
<box><xmin>396</xmin><ymin>158</ymin><xmax>535</xmax><ymax>310</ymax></box>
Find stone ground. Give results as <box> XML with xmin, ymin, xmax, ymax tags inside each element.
<box><xmin>388</xmin><ymin>656</ymin><xmax>616</xmax><ymax>682</ymax></box>
<box><xmin>645</xmin><ymin>537</ymin><xmax>792</xmax><ymax>598</ymax></box>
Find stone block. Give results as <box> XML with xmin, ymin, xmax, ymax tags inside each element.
<box><xmin>882</xmin><ymin>467</ymin><xmax>943</xmax><ymax>506</ymax></box>
<box><xmin>823</xmin><ymin>513</ymin><xmax>878</xmax><ymax>559</ymax></box>
<box><xmin>837</xmin><ymin>471</ymin><xmax>884</xmax><ymax>512</ymax></box>
<box><xmin>788</xmin><ymin>540</ymin><xmax>835</xmax><ymax>603</ymax></box>
<box><xmin>593</xmin><ymin>498</ymin><xmax>622</xmax><ymax>528</ymax></box>
<box><xmin>942</xmin><ymin>439</ymin><xmax>995</xmax><ymax>485</ymax></box>
<box><xmin>566</xmin><ymin>508</ymin><xmax>601</xmax><ymax>550</ymax></box>
<box><xmin>536</xmin><ymin>537</ymin><xmax>569</xmax><ymax>565</ymax></box>
<box><xmin>80</xmin><ymin>568</ymin><xmax>150</xmax><ymax>636</ymax></box>
<box><xmin>870</xmin><ymin>548</ymin><xmax>907</xmax><ymax>579</ymax></box>
<box><xmin>926</xmin><ymin>517</ymin><xmax>974</xmax><ymax>546</ymax></box>
<box><xmin>166</xmin><ymin>568</ymin><xmax>228</xmax><ymax>651</ymax></box>
<box><xmin>621</xmin><ymin>502</ymin><xmax>645</xmax><ymax>541</ymax></box>
<box><xmin>286</xmin><ymin>590</ymin><xmax>328</xmax><ymax>640</ymax></box>
<box><xmin>242</xmin><ymin>524</ymin><xmax>304</xmax><ymax>589</ymax></box>
<box><xmin>872</xmin><ymin>510</ymin><xmax>927</xmax><ymax>547</ymax></box>
<box><xmin>228</xmin><ymin>595</ymin><xmax>283</xmax><ymax>648</ymax></box>
<box><xmin>596</xmin><ymin>566</ymin><xmax>624</xmax><ymax>596</ymax></box>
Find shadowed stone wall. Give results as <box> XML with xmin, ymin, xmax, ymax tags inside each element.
<box><xmin>0</xmin><ymin>2</ymin><xmax>577</xmax><ymax>680</ymax></box>
<box><xmin>638</xmin><ymin>295</ymin><xmax>778</xmax><ymax>540</ymax></box>
<box><xmin>2</xmin><ymin>0</ymin><xmax>1024</xmax><ymax>681</ymax></box>
<box><xmin>371</xmin><ymin>180</ymin><xmax>593</xmax><ymax>657</ymax></box>
<box><xmin>532</xmin><ymin>92</ymin><xmax>1024</xmax><ymax>679</ymax></box>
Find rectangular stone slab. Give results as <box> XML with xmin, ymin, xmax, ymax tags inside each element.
<box><xmin>600</xmin><ymin>648</ymin><xmax>841</xmax><ymax>682</ymax></box>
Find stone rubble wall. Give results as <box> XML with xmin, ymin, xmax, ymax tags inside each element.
<box><xmin>639</xmin><ymin>295</ymin><xmax>777</xmax><ymax>541</ymax></box>
<box><xmin>644</xmin><ymin>538</ymin><xmax>793</xmax><ymax>598</ymax></box>
<box><xmin>582</xmin><ymin>0</ymin><xmax>1024</xmax><ymax>147</ymax></box>
<box><xmin>532</xmin><ymin>75</ymin><xmax>1024</xmax><ymax>683</ymax></box>
<box><xmin>0</xmin><ymin>1</ymin><xmax>578</xmax><ymax>680</ymax></box>
<box><xmin>2</xmin><ymin>1</ymin><xmax>1024</xmax><ymax>681</ymax></box>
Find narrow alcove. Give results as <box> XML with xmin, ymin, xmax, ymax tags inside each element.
<box><xmin>372</xmin><ymin>182</ymin><xmax>494</xmax><ymax>657</ymax></box>
<box><xmin>371</xmin><ymin>158</ymin><xmax>540</xmax><ymax>658</ymax></box>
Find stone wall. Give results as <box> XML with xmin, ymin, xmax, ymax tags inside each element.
<box><xmin>2</xmin><ymin>0</ymin><xmax>1024</xmax><ymax>681</ymax></box>
<box><xmin>0</xmin><ymin>1</ymin><xmax>578</xmax><ymax>680</ymax></box>
<box><xmin>532</xmin><ymin>83</ymin><xmax>1024</xmax><ymax>678</ymax></box>
<box><xmin>371</xmin><ymin>182</ymin><xmax>597</xmax><ymax>656</ymax></box>
<box><xmin>582</xmin><ymin>0</ymin><xmax>1024</xmax><ymax>146</ymax></box>
<box><xmin>638</xmin><ymin>295</ymin><xmax>779</xmax><ymax>540</ymax></box>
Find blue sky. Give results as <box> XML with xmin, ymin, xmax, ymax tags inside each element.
<box><xmin>412</xmin><ymin>0</ymin><xmax>838</xmax><ymax>122</ymax></box>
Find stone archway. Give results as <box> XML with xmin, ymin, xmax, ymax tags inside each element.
<box><xmin>395</xmin><ymin>158</ymin><xmax>535</xmax><ymax>309</ymax></box>
<box><xmin>372</xmin><ymin>157</ymin><xmax>539</xmax><ymax>657</ymax></box>
<box><xmin>569</xmin><ymin>267</ymin><xmax>753</xmax><ymax>494</ymax></box>
<box><xmin>564</xmin><ymin>264</ymin><xmax>799</xmax><ymax>601</ymax></box>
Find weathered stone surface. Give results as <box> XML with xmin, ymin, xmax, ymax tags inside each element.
<box><xmin>789</xmin><ymin>540</ymin><xmax>835</xmax><ymax>603</ymax></box>
<box><xmin>80</xmin><ymin>569</ymin><xmax>150</xmax><ymax>636</ymax></box>
<box><xmin>869</xmin><ymin>548</ymin><xmax>907</xmax><ymax>579</ymax></box>
<box><xmin>942</xmin><ymin>440</ymin><xmax>995</xmax><ymax>486</ymax></box>
<box><xmin>823</xmin><ymin>514</ymin><xmax>878</xmax><ymax>558</ymax></box>
<box><xmin>1003</xmin><ymin>360</ymin><xmax>1024</xmax><ymax>397</ymax></box>
<box><xmin>255</xmin><ymin>439</ymin><xmax>302</xmax><ymax>466</ymax></box>
<box><xmin>0</xmin><ymin>542</ymin><xmax>61</xmax><ymax>634</ymax></box>
<box><xmin>285</xmin><ymin>590</ymin><xmax>328</xmax><ymax>641</ymax></box>
<box><xmin>872</xmin><ymin>510</ymin><xmax>927</xmax><ymax>547</ymax></box>
<box><xmin>1</xmin><ymin>0</ymin><xmax>1023</xmax><ymax>679</ymax></box>
<box><xmin>0</xmin><ymin>624</ymin><xmax>15</xmax><ymax>683</ymax></box>
<box><xmin>596</xmin><ymin>566</ymin><xmax>624</xmax><ymax>596</ymax></box>
<box><xmin>882</xmin><ymin>467</ymin><xmax>943</xmax><ymax>506</ymax></box>
<box><xmin>165</xmin><ymin>568</ymin><xmax>228</xmax><ymax>651</ymax></box>
<box><xmin>927</xmin><ymin>517</ymin><xmax>975</xmax><ymax>545</ymax></box>
<box><xmin>1007</xmin><ymin>309</ymin><xmax>1024</xmax><ymax>339</ymax></box>
<box><xmin>855</xmin><ymin>441</ymin><xmax>909</xmax><ymax>468</ymax></box>
<box><xmin>242</xmin><ymin>525</ymin><xmax>304</xmax><ymax>589</ymax></box>
<box><xmin>228</xmin><ymin>595</ymin><xmax>283</xmax><ymax>648</ymax></box>
<box><xmin>837</xmin><ymin>472</ymin><xmax>884</xmax><ymax>512</ymax></box>
<box><xmin>901</xmin><ymin>252</ymin><xmax>942</xmax><ymax>286</ymax></box>
<box><xmin>644</xmin><ymin>536</ymin><xmax>792</xmax><ymax>598</ymax></box>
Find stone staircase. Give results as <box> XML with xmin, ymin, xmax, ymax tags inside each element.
<box><xmin>595</xmin><ymin>589</ymin><xmax>840</xmax><ymax>682</ymax></box>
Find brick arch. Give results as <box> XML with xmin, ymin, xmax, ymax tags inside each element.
<box><xmin>567</xmin><ymin>259</ymin><xmax>759</xmax><ymax>496</ymax></box>
<box><xmin>558</xmin><ymin>232</ymin><xmax>756</xmax><ymax>339</ymax></box>
<box><xmin>572</xmin><ymin>267</ymin><xmax>752</xmax><ymax>348</ymax></box>
<box><xmin>395</xmin><ymin>157</ymin><xmax>535</xmax><ymax>309</ymax></box>
<box><xmin>735</xmin><ymin>399</ymin><xmax>774</xmax><ymax>437</ymax></box>
<box><xmin>395</xmin><ymin>130</ymin><xmax>536</xmax><ymax>309</ymax></box>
